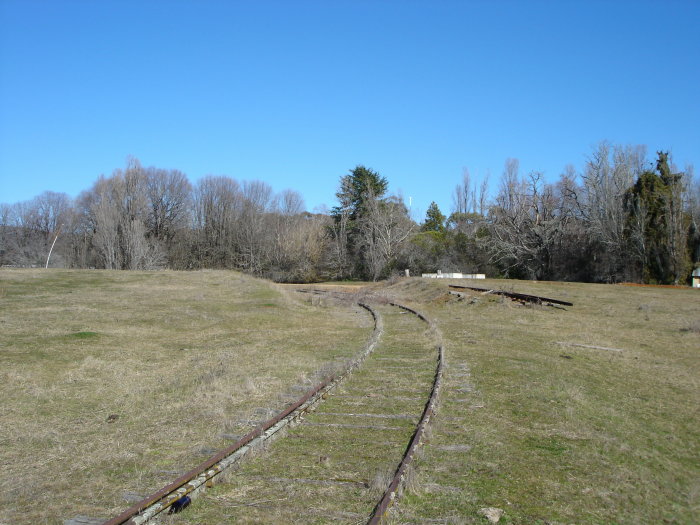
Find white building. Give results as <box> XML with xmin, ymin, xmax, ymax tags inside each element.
<box><xmin>421</xmin><ymin>270</ymin><xmax>485</xmax><ymax>279</ymax></box>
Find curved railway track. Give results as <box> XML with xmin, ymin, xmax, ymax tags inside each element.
<box><xmin>103</xmin><ymin>295</ymin><xmax>444</xmax><ymax>524</ymax></box>
<box><xmin>368</xmin><ymin>302</ymin><xmax>443</xmax><ymax>524</ymax></box>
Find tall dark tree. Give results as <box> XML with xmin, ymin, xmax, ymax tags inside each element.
<box><xmin>625</xmin><ymin>151</ymin><xmax>690</xmax><ymax>284</ymax></box>
<box><xmin>332</xmin><ymin>165</ymin><xmax>388</xmax><ymax>222</ymax></box>
<box><xmin>330</xmin><ymin>165</ymin><xmax>388</xmax><ymax>278</ymax></box>
<box><xmin>422</xmin><ymin>202</ymin><xmax>446</xmax><ymax>233</ymax></box>
<box><xmin>330</xmin><ymin>165</ymin><xmax>412</xmax><ymax>280</ymax></box>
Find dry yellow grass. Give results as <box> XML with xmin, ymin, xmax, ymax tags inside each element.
<box><xmin>3</xmin><ymin>272</ymin><xmax>697</xmax><ymax>524</ymax></box>
<box><xmin>385</xmin><ymin>278</ymin><xmax>700</xmax><ymax>524</ymax></box>
<box><xmin>0</xmin><ymin>269</ymin><xmax>372</xmax><ymax>524</ymax></box>
<box><xmin>164</xmin><ymin>304</ymin><xmax>438</xmax><ymax>524</ymax></box>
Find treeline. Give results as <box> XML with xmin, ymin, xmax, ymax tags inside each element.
<box><xmin>1</xmin><ymin>144</ymin><xmax>699</xmax><ymax>284</ymax></box>
<box><xmin>0</xmin><ymin>158</ymin><xmax>328</xmax><ymax>281</ymax></box>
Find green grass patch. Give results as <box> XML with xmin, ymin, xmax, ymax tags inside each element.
<box><xmin>69</xmin><ymin>331</ymin><xmax>100</xmax><ymax>339</ymax></box>
<box><xmin>524</xmin><ymin>436</ymin><xmax>569</xmax><ymax>456</ymax></box>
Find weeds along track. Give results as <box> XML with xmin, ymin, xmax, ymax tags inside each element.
<box><xmin>103</xmin><ymin>297</ymin><xmax>442</xmax><ymax>524</ymax></box>
<box><xmin>167</xmin><ymin>299</ymin><xmax>442</xmax><ymax>524</ymax></box>
<box><xmin>104</xmin><ymin>296</ymin><xmax>443</xmax><ymax>524</ymax></box>
<box><xmin>367</xmin><ymin>302</ymin><xmax>443</xmax><ymax>525</ymax></box>
<box><xmin>103</xmin><ymin>301</ymin><xmax>382</xmax><ymax>525</ymax></box>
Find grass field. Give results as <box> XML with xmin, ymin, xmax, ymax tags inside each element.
<box><xmin>1</xmin><ymin>270</ymin><xmax>698</xmax><ymax>524</ymax></box>
<box><xmin>0</xmin><ymin>269</ymin><xmax>372</xmax><ymax>524</ymax></box>
<box><xmin>166</xmin><ymin>304</ymin><xmax>438</xmax><ymax>524</ymax></box>
<box><xmin>383</xmin><ymin>278</ymin><xmax>700</xmax><ymax>524</ymax></box>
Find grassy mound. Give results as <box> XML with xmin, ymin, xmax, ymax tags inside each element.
<box><xmin>0</xmin><ymin>269</ymin><xmax>372</xmax><ymax>524</ymax></box>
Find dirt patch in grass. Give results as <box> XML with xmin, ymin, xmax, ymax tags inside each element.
<box><xmin>0</xmin><ymin>269</ymin><xmax>372</xmax><ymax>524</ymax></box>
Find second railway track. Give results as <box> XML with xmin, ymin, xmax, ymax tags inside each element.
<box><xmin>158</xmin><ymin>299</ymin><xmax>442</xmax><ymax>524</ymax></box>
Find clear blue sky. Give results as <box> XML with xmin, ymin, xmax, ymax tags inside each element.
<box><xmin>1</xmin><ymin>0</ymin><xmax>698</xmax><ymax>219</ymax></box>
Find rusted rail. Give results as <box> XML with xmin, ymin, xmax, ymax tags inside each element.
<box><xmin>102</xmin><ymin>294</ymin><xmax>446</xmax><ymax>524</ymax></box>
<box><xmin>448</xmin><ymin>284</ymin><xmax>573</xmax><ymax>307</ymax></box>
<box><xmin>368</xmin><ymin>303</ymin><xmax>444</xmax><ymax>524</ymax></box>
<box><xmin>103</xmin><ymin>302</ymin><xmax>382</xmax><ymax>525</ymax></box>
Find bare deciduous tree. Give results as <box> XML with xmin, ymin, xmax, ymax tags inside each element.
<box><xmin>73</xmin><ymin>159</ymin><xmax>165</xmax><ymax>270</ymax></box>
<box><xmin>453</xmin><ymin>169</ymin><xmax>475</xmax><ymax>215</ymax></box>
<box><xmin>145</xmin><ymin>167</ymin><xmax>192</xmax><ymax>242</ymax></box>
<box><xmin>238</xmin><ymin>180</ymin><xmax>274</xmax><ymax>274</ymax></box>
<box><xmin>489</xmin><ymin>162</ymin><xmax>568</xmax><ymax>280</ymax></box>
<box><xmin>193</xmin><ymin>175</ymin><xmax>243</xmax><ymax>268</ymax></box>
<box><xmin>0</xmin><ymin>192</ymin><xmax>73</xmax><ymax>267</ymax></box>
<box><xmin>359</xmin><ymin>193</ymin><xmax>414</xmax><ymax>281</ymax></box>
<box><xmin>328</xmin><ymin>176</ymin><xmax>356</xmax><ymax>279</ymax></box>
<box><xmin>578</xmin><ymin>142</ymin><xmax>644</xmax><ymax>281</ymax></box>
<box><xmin>452</xmin><ymin>168</ymin><xmax>490</xmax><ymax>217</ymax></box>
<box><xmin>685</xmin><ymin>165</ymin><xmax>700</xmax><ymax>264</ymax></box>
<box><xmin>81</xmin><ymin>175</ymin><xmax>121</xmax><ymax>269</ymax></box>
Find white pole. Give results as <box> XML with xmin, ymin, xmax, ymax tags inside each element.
<box><xmin>45</xmin><ymin>225</ymin><xmax>63</xmax><ymax>269</ymax></box>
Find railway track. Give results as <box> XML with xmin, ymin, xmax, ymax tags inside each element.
<box><xmin>103</xmin><ymin>296</ymin><xmax>443</xmax><ymax>524</ymax></box>
<box><xmin>448</xmin><ymin>284</ymin><xmax>574</xmax><ymax>307</ymax></box>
